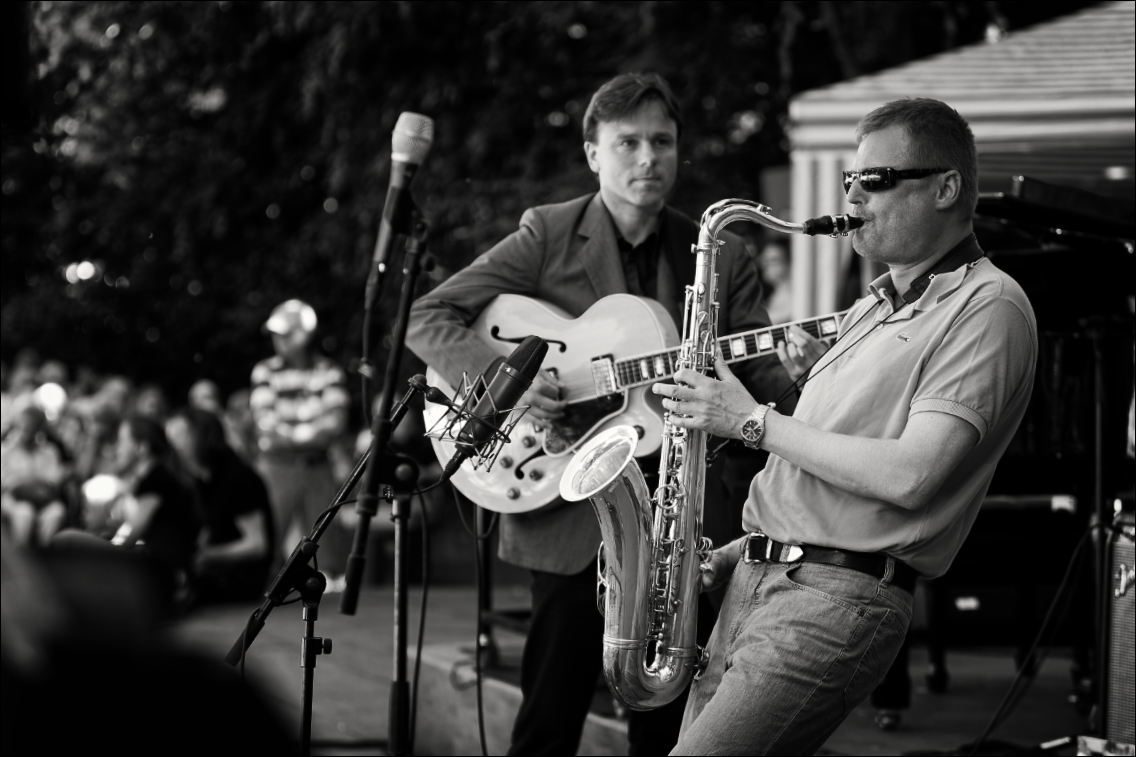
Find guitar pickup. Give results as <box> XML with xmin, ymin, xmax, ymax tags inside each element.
<box><xmin>591</xmin><ymin>355</ymin><xmax>618</xmax><ymax>395</ymax></box>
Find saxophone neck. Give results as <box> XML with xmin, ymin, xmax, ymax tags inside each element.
<box><xmin>700</xmin><ymin>199</ymin><xmax>802</xmax><ymax>242</ymax></box>
<box><xmin>698</xmin><ymin>199</ymin><xmax>863</xmax><ymax>242</ymax></box>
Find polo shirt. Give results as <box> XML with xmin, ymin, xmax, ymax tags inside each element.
<box><xmin>743</xmin><ymin>254</ymin><xmax>1037</xmax><ymax>578</ymax></box>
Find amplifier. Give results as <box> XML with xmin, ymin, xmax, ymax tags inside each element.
<box><xmin>1104</xmin><ymin>510</ymin><xmax>1135</xmax><ymax>745</ymax></box>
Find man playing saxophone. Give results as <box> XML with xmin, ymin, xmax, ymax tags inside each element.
<box><xmin>653</xmin><ymin>98</ymin><xmax>1037</xmax><ymax>754</ymax></box>
<box><xmin>407</xmin><ymin>72</ymin><xmax>795</xmax><ymax>755</ymax></box>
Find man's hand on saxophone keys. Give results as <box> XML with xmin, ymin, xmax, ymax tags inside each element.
<box><xmin>651</xmin><ymin>353</ymin><xmax>759</xmax><ymax>439</ymax></box>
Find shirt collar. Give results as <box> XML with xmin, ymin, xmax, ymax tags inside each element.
<box><xmin>868</xmin><ymin>233</ymin><xmax>985</xmax><ymax>317</ymax></box>
<box><xmin>609</xmin><ymin>206</ymin><xmax>667</xmax><ymax>251</ymax></box>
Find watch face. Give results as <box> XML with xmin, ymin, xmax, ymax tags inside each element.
<box><xmin>742</xmin><ymin>420</ymin><xmax>758</xmax><ymax>441</ymax></box>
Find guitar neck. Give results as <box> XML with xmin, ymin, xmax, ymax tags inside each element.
<box><xmin>613</xmin><ymin>311</ymin><xmax>848</xmax><ymax>389</ymax></box>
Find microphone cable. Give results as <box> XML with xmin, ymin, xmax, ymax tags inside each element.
<box><xmin>451</xmin><ymin>484</ymin><xmax>497</xmax><ymax>757</ymax></box>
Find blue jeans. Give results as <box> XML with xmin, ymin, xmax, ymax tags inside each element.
<box><xmin>672</xmin><ymin>556</ymin><xmax>913</xmax><ymax>755</ymax></box>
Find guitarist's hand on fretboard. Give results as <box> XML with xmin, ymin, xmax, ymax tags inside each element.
<box><xmin>523</xmin><ymin>370</ymin><xmax>568</xmax><ymax>422</ymax></box>
<box><xmin>775</xmin><ymin>325</ymin><xmax>832</xmax><ymax>382</ymax></box>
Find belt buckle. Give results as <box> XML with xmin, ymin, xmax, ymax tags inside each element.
<box><xmin>743</xmin><ymin>533</ymin><xmax>804</xmax><ymax>564</ymax></box>
<box><xmin>742</xmin><ymin>533</ymin><xmax>765</xmax><ymax>564</ymax></box>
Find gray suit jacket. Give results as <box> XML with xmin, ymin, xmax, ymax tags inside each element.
<box><xmin>407</xmin><ymin>192</ymin><xmax>796</xmax><ymax>574</ymax></box>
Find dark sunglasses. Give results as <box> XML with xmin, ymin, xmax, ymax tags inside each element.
<box><xmin>842</xmin><ymin>167</ymin><xmax>951</xmax><ymax>193</ymax></box>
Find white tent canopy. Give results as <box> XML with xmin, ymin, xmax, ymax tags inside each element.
<box><xmin>786</xmin><ymin>1</ymin><xmax>1135</xmax><ymax>319</ymax></box>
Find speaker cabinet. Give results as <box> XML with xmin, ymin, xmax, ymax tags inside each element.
<box><xmin>1104</xmin><ymin>511</ymin><xmax>1135</xmax><ymax>745</ymax></box>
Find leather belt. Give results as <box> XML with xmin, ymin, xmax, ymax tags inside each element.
<box><xmin>743</xmin><ymin>532</ymin><xmax>918</xmax><ymax>594</ymax></box>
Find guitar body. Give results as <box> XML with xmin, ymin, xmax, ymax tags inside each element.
<box><xmin>423</xmin><ymin>294</ymin><xmax>676</xmax><ymax>514</ymax></box>
<box><xmin>424</xmin><ymin>294</ymin><xmax>847</xmax><ymax>514</ymax></box>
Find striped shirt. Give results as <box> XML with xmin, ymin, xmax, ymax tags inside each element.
<box><xmin>249</xmin><ymin>354</ymin><xmax>349</xmax><ymax>452</ymax></box>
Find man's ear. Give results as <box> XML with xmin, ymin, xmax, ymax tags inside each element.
<box><xmin>935</xmin><ymin>170</ymin><xmax>962</xmax><ymax>210</ymax></box>
<box><xmin>583</xmin><ymin>140</ymin><xmax>599</xmax><ymax>173</ymax></box>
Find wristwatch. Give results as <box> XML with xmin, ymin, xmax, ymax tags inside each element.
<box><xmin>740</xmin><ymin>404</ymin><xmax>773</xmax><ymax>450</ymax></box>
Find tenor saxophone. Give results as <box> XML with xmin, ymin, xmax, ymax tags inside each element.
<box><xmin>559</xmin><ymin>201</ymin><xmax>861</xmax><ymax>710</ymax></box>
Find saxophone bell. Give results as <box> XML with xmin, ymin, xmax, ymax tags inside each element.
<box><xmin>561</xmin><ymin>425</ymin><xmax>701</xmax><ymax>710</ymax></box>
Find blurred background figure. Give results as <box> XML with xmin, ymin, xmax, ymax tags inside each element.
<box><xmin>133</xmin><ymin>382</ymin><xmax>170</xmax><ymax>421</ymax></box>
<box><xmin>165</xmin><ymin>406</ymin><xmax>274</xmax><ymax>605</ymax></box>
<box><xmin>107</xmin><ymin>416</ymin><xmax>199</xmax><ymax>570</ymax></box>
<box><xmin>2</xmin><ymin>527</ymin><xmax>293</xmax><ymax>756</ymax></box>
<box><xmin>757</xmin><ymin>237</ymin><xmax>793</xmax><ymax>324</ymax></box>
<box><xmin>55</xmin><ymin>416</ymin><xmax>201</xmax><ymax>611</ymax></box>
<box><xmin>187</xmin><ymin>379</ymin><xmax>224</xmax><ymax>415</ymax></box>
<box><xmin>250</xmin><ymin>299</ymin><xmax>350</xmax><ymax>588</ymax></box>
<box><xmin>1</xmin><ymin>405</ymin><xmax>70</xmax><ymax>547</ymax></box>
<box><xmin>71</xmin><ymin>374</ymin><xmax>135</xmax><ymax>421</ymax></box>
<box><xmin>36</xmin><ymin>359</ymin><xmax>69</xmax><ymax>391</ymax></box>
<box><xmin>73</xmin><ymin>405</ymin><xmax>121</xmax><ymax>483</ymax></box>
<box><xmin>6</xmin><ymin>350</ymin><xmax>42</xmax><ymax>419</ymax></box>
<box><xmin>0</xmin><ymin>361</ymin><xmax>11</xmax><ymax>436</ymax></box>
<box><xmin>222</xmin><ymin>387</ymin><xmax>258</xmax><ymax>463</ymax></box>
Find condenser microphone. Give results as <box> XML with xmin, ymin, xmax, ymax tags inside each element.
<box><xmin>370</xmin><ymin>112</ymin><xmax>434</xmax><ymax>277</ymax></box>
<box><xmin>442</xmin><ymin>336</ymin><xmax>548</xmax><ymax>480</ymax></box>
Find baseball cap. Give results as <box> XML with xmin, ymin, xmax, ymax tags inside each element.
<box><xmin>264</xmin><ymin>299</ymin><xmax>318</xmax><ymax>336</ymax></box>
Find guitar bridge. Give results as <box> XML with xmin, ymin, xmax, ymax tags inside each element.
<box><xmin>591</xmin><ymin>355</ymin><xmax>618</xmax><ymax>396</ymax></box>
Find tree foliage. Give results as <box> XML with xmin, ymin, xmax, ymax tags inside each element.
<box><xmin>0</xmin><ymin>0</ymin><xmax>1096</xmax><ymax>402</ymax></box>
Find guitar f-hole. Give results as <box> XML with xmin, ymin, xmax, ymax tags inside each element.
<box><xmin>514</xmin><ymin>448</ymin><xmax>547</xmax><ymax>480</ymax></box>
<box><xmin>489</xmin><ymin>326</ymin><xmax>567</xmax><ymax>353</ymax></box>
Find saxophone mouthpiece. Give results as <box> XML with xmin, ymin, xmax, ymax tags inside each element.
<box><xmin>803</xmin><ymin>214</ymin><xmax>864</xmax><ymax>237</ymax></box>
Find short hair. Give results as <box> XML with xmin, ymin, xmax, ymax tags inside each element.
<box><xmin>582</xmin><ymin>72</ymin><xmax>683</xmax><ymax>144</ymax></box>
<box><xmin>855</xmin><ymin>98</ymin><xmax>978</xmax><ymax>218</ymax></box>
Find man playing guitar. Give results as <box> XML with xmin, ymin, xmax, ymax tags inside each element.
<box><xmin>406</xmin><ymin>72</ymin><xmax>795</xmax><ymax>755</ymax></box>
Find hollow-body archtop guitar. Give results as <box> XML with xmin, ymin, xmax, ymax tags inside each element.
<box><xmin>423</xmin><ymin>294</ymin><xmax>845</xmax><ymax>513</ymax></box>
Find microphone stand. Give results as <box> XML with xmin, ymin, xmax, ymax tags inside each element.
<box><xmin>341</xmin><ymin>210</ymin><xmax>429</xmax><ymax>757</ymax></box>
<box><xmin>224</xmin><ymin>378</ymin><xmax>424</xmax><ymax>756</ymax></box>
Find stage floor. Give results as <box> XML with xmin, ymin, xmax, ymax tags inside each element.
<box><xmin>167</xmin><ymin>585</ymin><xmax>1089</xmax><ymax>755</ymax></box>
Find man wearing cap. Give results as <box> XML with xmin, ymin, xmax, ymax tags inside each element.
<box><xmin>250</xmin><ymin>299</ymin><xmax>351</xmax><ymax>584</ymax></box>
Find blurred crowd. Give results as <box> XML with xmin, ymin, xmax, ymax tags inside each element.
<box><xmin>0</xmin><ymin>298</ymin><xmax>445</xmax><ymax>614</ymax></box>
<box><xmin>0</xmin><ymin>343</ymin><xmax>274</xmax><ymax>607</ymax></box>
<box><xmin>0</xmin><ymin>298</ymin><xmax>452</xmax><ymax>754</ymax></box>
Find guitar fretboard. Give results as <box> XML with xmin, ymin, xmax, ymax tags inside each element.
<box><xmin>613</xmin><ymin>311</ymin><xmax>847</xmax><ymax>389</ymax></box>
